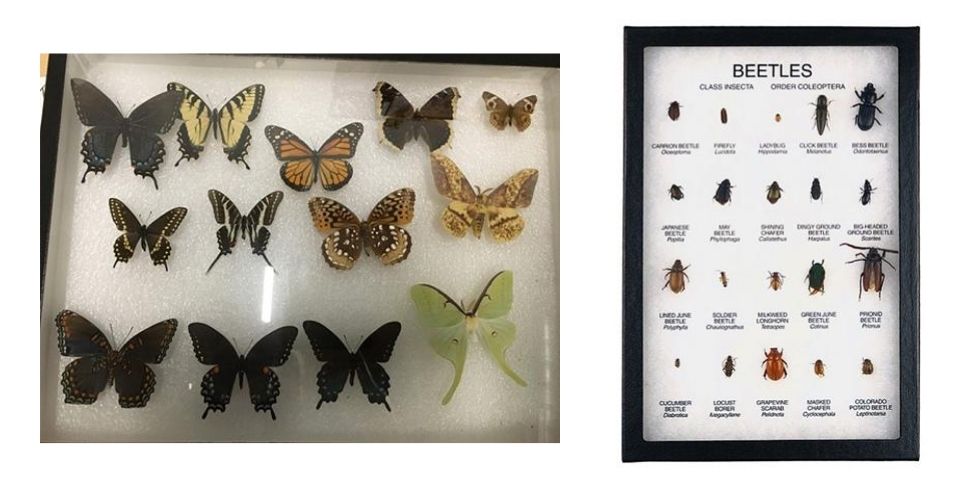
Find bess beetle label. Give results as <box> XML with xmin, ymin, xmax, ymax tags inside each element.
<box><xmin>641</xmin><ymin>45</ymin><xmax>900</xmax><ymax>442</ymax></box>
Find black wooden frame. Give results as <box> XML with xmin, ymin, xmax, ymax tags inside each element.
<box><xmin>622</xmin><ymin>27</ymin><xmax>918</xmax><ymax>461</ymax></box>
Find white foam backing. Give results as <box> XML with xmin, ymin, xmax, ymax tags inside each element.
<box><xmin>40</xmin><ymin>54</ymin><xmax>559</xmax><ymax>442</ymax></box>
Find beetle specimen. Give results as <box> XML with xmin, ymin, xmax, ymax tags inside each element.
<box><xmin>767</xmin><ymin>271</ymin><xmax>785</xmax><ymax>291</ymax></box>
<box><xmin>814</xmin><ymin>359</ymin><xmax>826</xmax><ymax>378</ymax></box>
<box><xmin>840</xmin><ymin>242</ymin><xmax>898</xmax><ymax>299</ymax></box>
<box><xmin>811</xmin><ymin>94</ymin><xmax>830</xmax><ymax>135</ymax></box>
<box><xmin>862</xmin><ymin>358</ymin><xmax>874</xmax><ymax>375</ymax></box>
<box><xmin>668</xmin><ymin>101</ymin><xmax>681</xmax><ymax>121</ymax></box>
<box><xmin>722</xmin><ymin>355</ymin><xmax>736</xmax><ymax>377</ymax></box>
<box><xmin>669</xmin><ymin>184</ymin><xmax>684</xmax><ymax>201</ymax></box>
<box><xmin>762</xmin><ymin>348</ymin><xmax>787</xmax><ymax>381</ymax></box>
<box><xmin>713</xmin><ymin>179</ymin><xmax>734</xmax><ymax>205</ymax></box>
<box><xmin>720</xmin><ymin>107</ymin><xmax>728</xmax><ymax>124</ymax></box>
<box><xmin>810</xmin><ymin>178</ymin><xmax>823</xmax><ymax>201</ymax></box>
<box><xmin>766</xmin><ymin>181</ymin><xmax>783</xmax><ymax>204</ymax></box>
<box><xmin>674</xmin><ymin>358</ymin><xmax>681</xmax><ymax>368</ymax></box>
<box><xmin>860</xmin><ymin>179</ymin><xmax>876</xmax><ymax>205</ymax></box>
<box><xmin>853</xmin><ymin>83</ymin><xmax>884</xmax><ymax>131</ymax></box>
<box><xmin>662</xmin><ymin>259</ymin><xmax>690</xmax><ymax>293</ymax></box>
<box><xmin>719</xmin><ymin>271</ymin><xmax>728</xmax><ymax>288</ymax></box>
<box><xmin>805</xmin><ymin>260</ymin><xmax>826</xmax><ymax>295</ymax></box>
<box><xmin>774</xmin><ymin>113</ymin><xmax>782</xmax><ymax>122</ymax></box>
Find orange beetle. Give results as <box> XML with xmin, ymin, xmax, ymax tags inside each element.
<box><xmin>762</xmin><ymin>347</ymin><xmax>788</xmax><ymax>381</ymax></box>
<box><xmin>814</xmin><ymin>359</ymin><xmax>826</xmax><ymax>378</ymax></box>
<box><xmin>662</xmin><ymin>259</ymin><xmax>690</xmax><ymax>294</ymax></box>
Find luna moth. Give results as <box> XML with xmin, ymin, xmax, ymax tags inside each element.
<box><xmin>410</xmin><ymin>270</ymin><xmax>527</xmax><ymax>405</ymax></box>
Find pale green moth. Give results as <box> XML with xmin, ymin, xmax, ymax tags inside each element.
<box><xmin>410</xmin><ymin>270</ymin><xmax>527</xmax><ymax>405</ymax></box>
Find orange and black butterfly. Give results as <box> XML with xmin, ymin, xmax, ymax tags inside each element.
<box><xmin>264</xmin><ymin>123</ymin><xmax>363</xmax><ymax>192</ymax></box>
<box><xmin>482</xmin><ymin>92</ymin><xmax>538</xmax><ymax>131</ymax></box>
<box><xmin>373</xmin><ymin>82</ymin><xmax>459</xmax><ymax>152</ymax></box>
<box><xmin>308</xmin><ymin>188</ymin><xmax>415</xmax><ymax>270</ymax></box>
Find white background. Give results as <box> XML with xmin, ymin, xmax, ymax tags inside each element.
<box><xmin>10</xmin><ymin>0</ymin><xmax>980</xmax><ymax>487</ymax></box>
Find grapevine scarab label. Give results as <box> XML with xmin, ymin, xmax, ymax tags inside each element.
<box><xmin>641</xmin><ymin>46</ymin><xmax>900</xmax><ymax>442</ymax></box>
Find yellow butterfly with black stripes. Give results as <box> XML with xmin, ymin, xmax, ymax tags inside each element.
<box><xmin>265</xmin><ymin>123</ymin><xmax>363</xmax><ymax>192</ymax></box>
<box><xmin>166</xmin><ymin>83</ymin><xmax>265</xmax><ymax>168</ymax></box>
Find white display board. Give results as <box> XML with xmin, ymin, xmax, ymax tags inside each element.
<box><xmin>642</xmin><ymin>46</ymin><xmax>899</xmax><ymax>441</ymax></box>
<box><xmin>40</xmin><ymin>54</ymin><xmax>559</xmax><ymax>442</ymax></box>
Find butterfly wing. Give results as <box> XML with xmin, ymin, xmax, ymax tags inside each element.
<box><xmin>472</xmin><ymin>271</ymin><xmax>526</xmax><ymax>386</ymax></box>
<box><xmin>366</xmin><ymin>188</ymin><xmax>415</xmax><ymax>266</ymax></box>
<box><xmin>188</xmin><ymin>323</ymin><xmax>241</xmax><ymax>419</ymax></box>
<box><xmin>71</xmin><ymin>79</ymin><xmax>123</xmax><ymax>181</ymax></box>
<box><xmin>108</xmin><ymin>198</ymin><xmax>143</xmax><ymax>267</ymax></box>
<box><xmin>353</xmin><ymin>321</ymin><xmax>401</xmax><ymax>411</ymax></box>
<box><xmin>485</xmin><ymin>169</ymin><xmax>539</xmax><ymax>241</ymax></box>
<box><xmin>127</xmin><ymin>90</ymin><xmax>182</xmax><ymax>188</ymax></box>
<box><xmin>481</xmin><ymin>91</ymin><xmax>511</xmax><ymax>130</ymax></box>
<box><xmin>143</xmin><ymin>207</ymin><xmax>188</xmax><ymax>270</ymax></box>
<box><xmin>245</xmin><ymin>326</ymin><xmax>298</xmax><ymax>420</ymax></box>
<box><xmin>266</xmin><ymin>125</ymin><xmax>318</xmax><ymax>191</ymax></box>
<box><xmin>302</xmin><ymin>321</ymin><xmax>354</xmax><ymax>409</ymax></box>
<box><xmin>206</xmin><ymin>189</ymin><xmax>242</xmax><ymax>273</ymax></box>
<box><xmin>416</xmin><ymin>87</ymin><xmax>460</xmax><ymax>151</ymax></box>
<box><xmin>315</xmin><ymin>122</ymin><xmax>363</xmax><ymax>191</ymax></box>
<box><xmin>245</xmin><ymin>191</ymin><xmax>284</xmax><ymax>267</ymax></box>
<box><xmin>510</xmin><ymin>95</ymin><xmax>538</xmax><ymax>131</ymax></box>
<box><xmin>374</xmin><ymin>81</ymin><xmax>416</xmax><ymax>150</ymax></box>
<box><xmin>114</xmin><ymin>319</ymin><xmax>178</xmax><ymax>408</ymax></box>
<box><xmin>429</xmin><ymin>154</ymin><xmax>478</xmax><ymax>238</ymax></box>
<box><xmin>217</xmin><ymin>84</ymin><xmax>265</xmax><ymax>167</ymax></box>
<box><xmin>56</xmin><ymin>310</ymin><xmax>112</xmax><ymax>404</ymax></box>
<box><xmin>410</xmin><ymin>284</ymin><xmax>468</xmax><ymax>405</ymax></box>
<box><xmin>167</xmin><ymin>82</ymin><xmax>213</xmax><ymax>165</ymax></box>
<box><xmin>309</xmin><ymin>197</ymin><xmax>362</xmax><ymax>270</ymax></box>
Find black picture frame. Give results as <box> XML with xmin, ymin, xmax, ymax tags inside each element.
<box><xmin>622</xmin><ymin>27</ymin><xmax>918</xmax><ymax>461</ymax></box>
<box><xmin>38</xmin><ymin>53</ymin><xmax>559</xmax><ymax>301</ymax></box>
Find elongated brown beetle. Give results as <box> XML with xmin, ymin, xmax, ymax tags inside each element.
<box><xmin>668</xmin><ymin>101</ymin><xmax>681</xmax><ymax>121</ymax></box>
<box><xmin>814</xmin><ymin>359</ymin><xmax>826</xmax><ymax>377</ymax></box>
<box><xmin>762</xmin><ymin>348</ymin><xmax>787</xmax><ymax>381</ymax></box>
<box><xmin>720</xmin><ymin>107</ymin><xmax>728</xmax><ymax>124</ymax></box>
<box><xmin>767</xmin><ymin>271</ymin><xmax>785</xmax><ymax>291</ymax></box>
<box><xmin>862</xmin><ymin>358</ymin><xmax>874</xmax><ymax>375</ymax></box>
<box><xmin>766</xmin><ymin>181</ymin><xmax>783</xmax><ymax>204</ymax></box>
<box><xmin>722</xmin><ymin>355</ymin><xmax>736</xmax><ymax>377</ymax></box>
<box><xmin>718</xmin><ymin>271</ymin><xmax>728</xmax><ymax>288</ymax></box>
<box><xmin>811</xmin><ymin>94</ymin><xmax>831</xmax><ymax>135</ymax></box>
<box><xmin>662</xmin><ymin>259</ymin><xmax>690</xmax><ymax>293</ymax></box>
<box><xmin>840</xmin><ymin>242</ymin><xmax>898</xmax><ymax>299</ymax></box>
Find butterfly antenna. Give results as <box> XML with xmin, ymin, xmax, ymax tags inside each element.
<box><xmin>206</xmin><ymin>252</ymin><xmax>224</xmax><ymax>274</ymax></box>
<box><xmin>124</xmin><ymin>325</ymin><xmax>134</xmax><ymax>342</ymax></box>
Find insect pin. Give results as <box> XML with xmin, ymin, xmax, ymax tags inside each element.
<box><xmin>862</xmin><ymin>358</ymin><xmax>874</xmax><ymax>375</ymax></box>
<box><xmin>722</xmin><ymin>355</ymin><xmax>736</xmax><ymax>377</ymax></box>
<box><xmin>714</xmin><ymin>179</ymin><xmax>734</xmax><ymax>205</ymax></box>
<box><xmin>762</xmin><ymin>348</ymin><xmax>787</xmax><ymax>381</ymax></box>
<box><xmin>811</xmin><ymin>94</ymin><xmax>831</xmax><ymax>135</ymax></box>
<box><xmin>668</xmin><ymin>101</ymin><xmax>681</xmax><ymax>121</ymax></box>
<box><xmin>766</xmin><ymin>181</ymin><xmax>783</xmax><ymax>204</ymax></box>
<box><xmin>853</xmin><ymin>83</ymin><xmax>884</xmax><ymax>131</ymax></box>
<box><xmin>767</xmin><ymin>271</ymin><xmax>785</xmax><ymax>291</ymax></box>
<box><xmin>840</xmin><ymin>243</ymin><xmax>898</xmax><ymax>299</ymax></box>
<box><xmin>662</xmin><ymin>259</ymin><xmax>690</xmax><ymax>294</ymax></box>
<box><xmin>805</xmin><ymin>260</ymin><xmax>826</xmax><ymax>295</ymax></box>
<box><xmin>860</xmin><ymin>179</ymin><xmax>876</xmax><ymax>205</ymax></box>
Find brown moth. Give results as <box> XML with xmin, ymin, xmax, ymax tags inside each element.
<box><xmin>430</xmin><ymin>153</ymin><xmax>538</xmax><ymax>242</ymax></box>
<box><xmin>482</xmin><ymin>92</ymin><xmax>538</xmax><ymax>131</ymax></box>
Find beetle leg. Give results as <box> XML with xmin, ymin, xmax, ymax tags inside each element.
<box><xmin>858</xmin><ymin>272</ymin><xmax>864</xmax><ymax>300</ymax></box>
<box><xmin>662</xmin><ymin>279</ymin><xmax>669</xmax><ymax>290</ymax></box>
<box><xmin>878</xmin><ymin>273</ymin><xmax>885</xmax><ymax>298</ymax></box>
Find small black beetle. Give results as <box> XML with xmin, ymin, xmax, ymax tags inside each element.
<box><xmin>860</xmin><ymin>179</ymin><xmax>876</xmax><ymax>206</ymax></box>
<box><xmin>669</xmin><ymin>184</ymin><xmax>684</xmax><ymax>201</ymax></box>
<box><xmin>853</xmin><ymin>83</ymin><xmax>884</xmax><ymax>131</ymax></box>
<box><xmin>714</xmin><ymin>179</ymin><xmax>734</xmax><ymax>205</ymax></box>
<box><xmin>812</xmin><ymin>94</ymin><xmax>830</xmax><ymax>135</ymax></box>
<box><xmin>810</xmin><ymin>178</ymin><xmax>823</xmax><ymax>201</ymax></box>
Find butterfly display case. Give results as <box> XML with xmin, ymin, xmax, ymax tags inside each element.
<box><xmin>623</xmin><ymin>28</ymin><xmax>919</xmax><ymax>460</ymax></box>
<box><xmin>40</xmin><ymin>54</ymin><xmax>560</xmax><ymax>442</ymax></box>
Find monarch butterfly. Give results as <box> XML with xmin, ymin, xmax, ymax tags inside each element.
<box><xmin>265</xmin><ymin>123</ymin><xmax>363</xmax><ymax>192</ymax></box>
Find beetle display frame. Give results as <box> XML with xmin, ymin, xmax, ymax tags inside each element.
<box><xmin>623</xmin><ymin>27</ymin><xmax>919</xmax><ymax>461</ymax></box>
